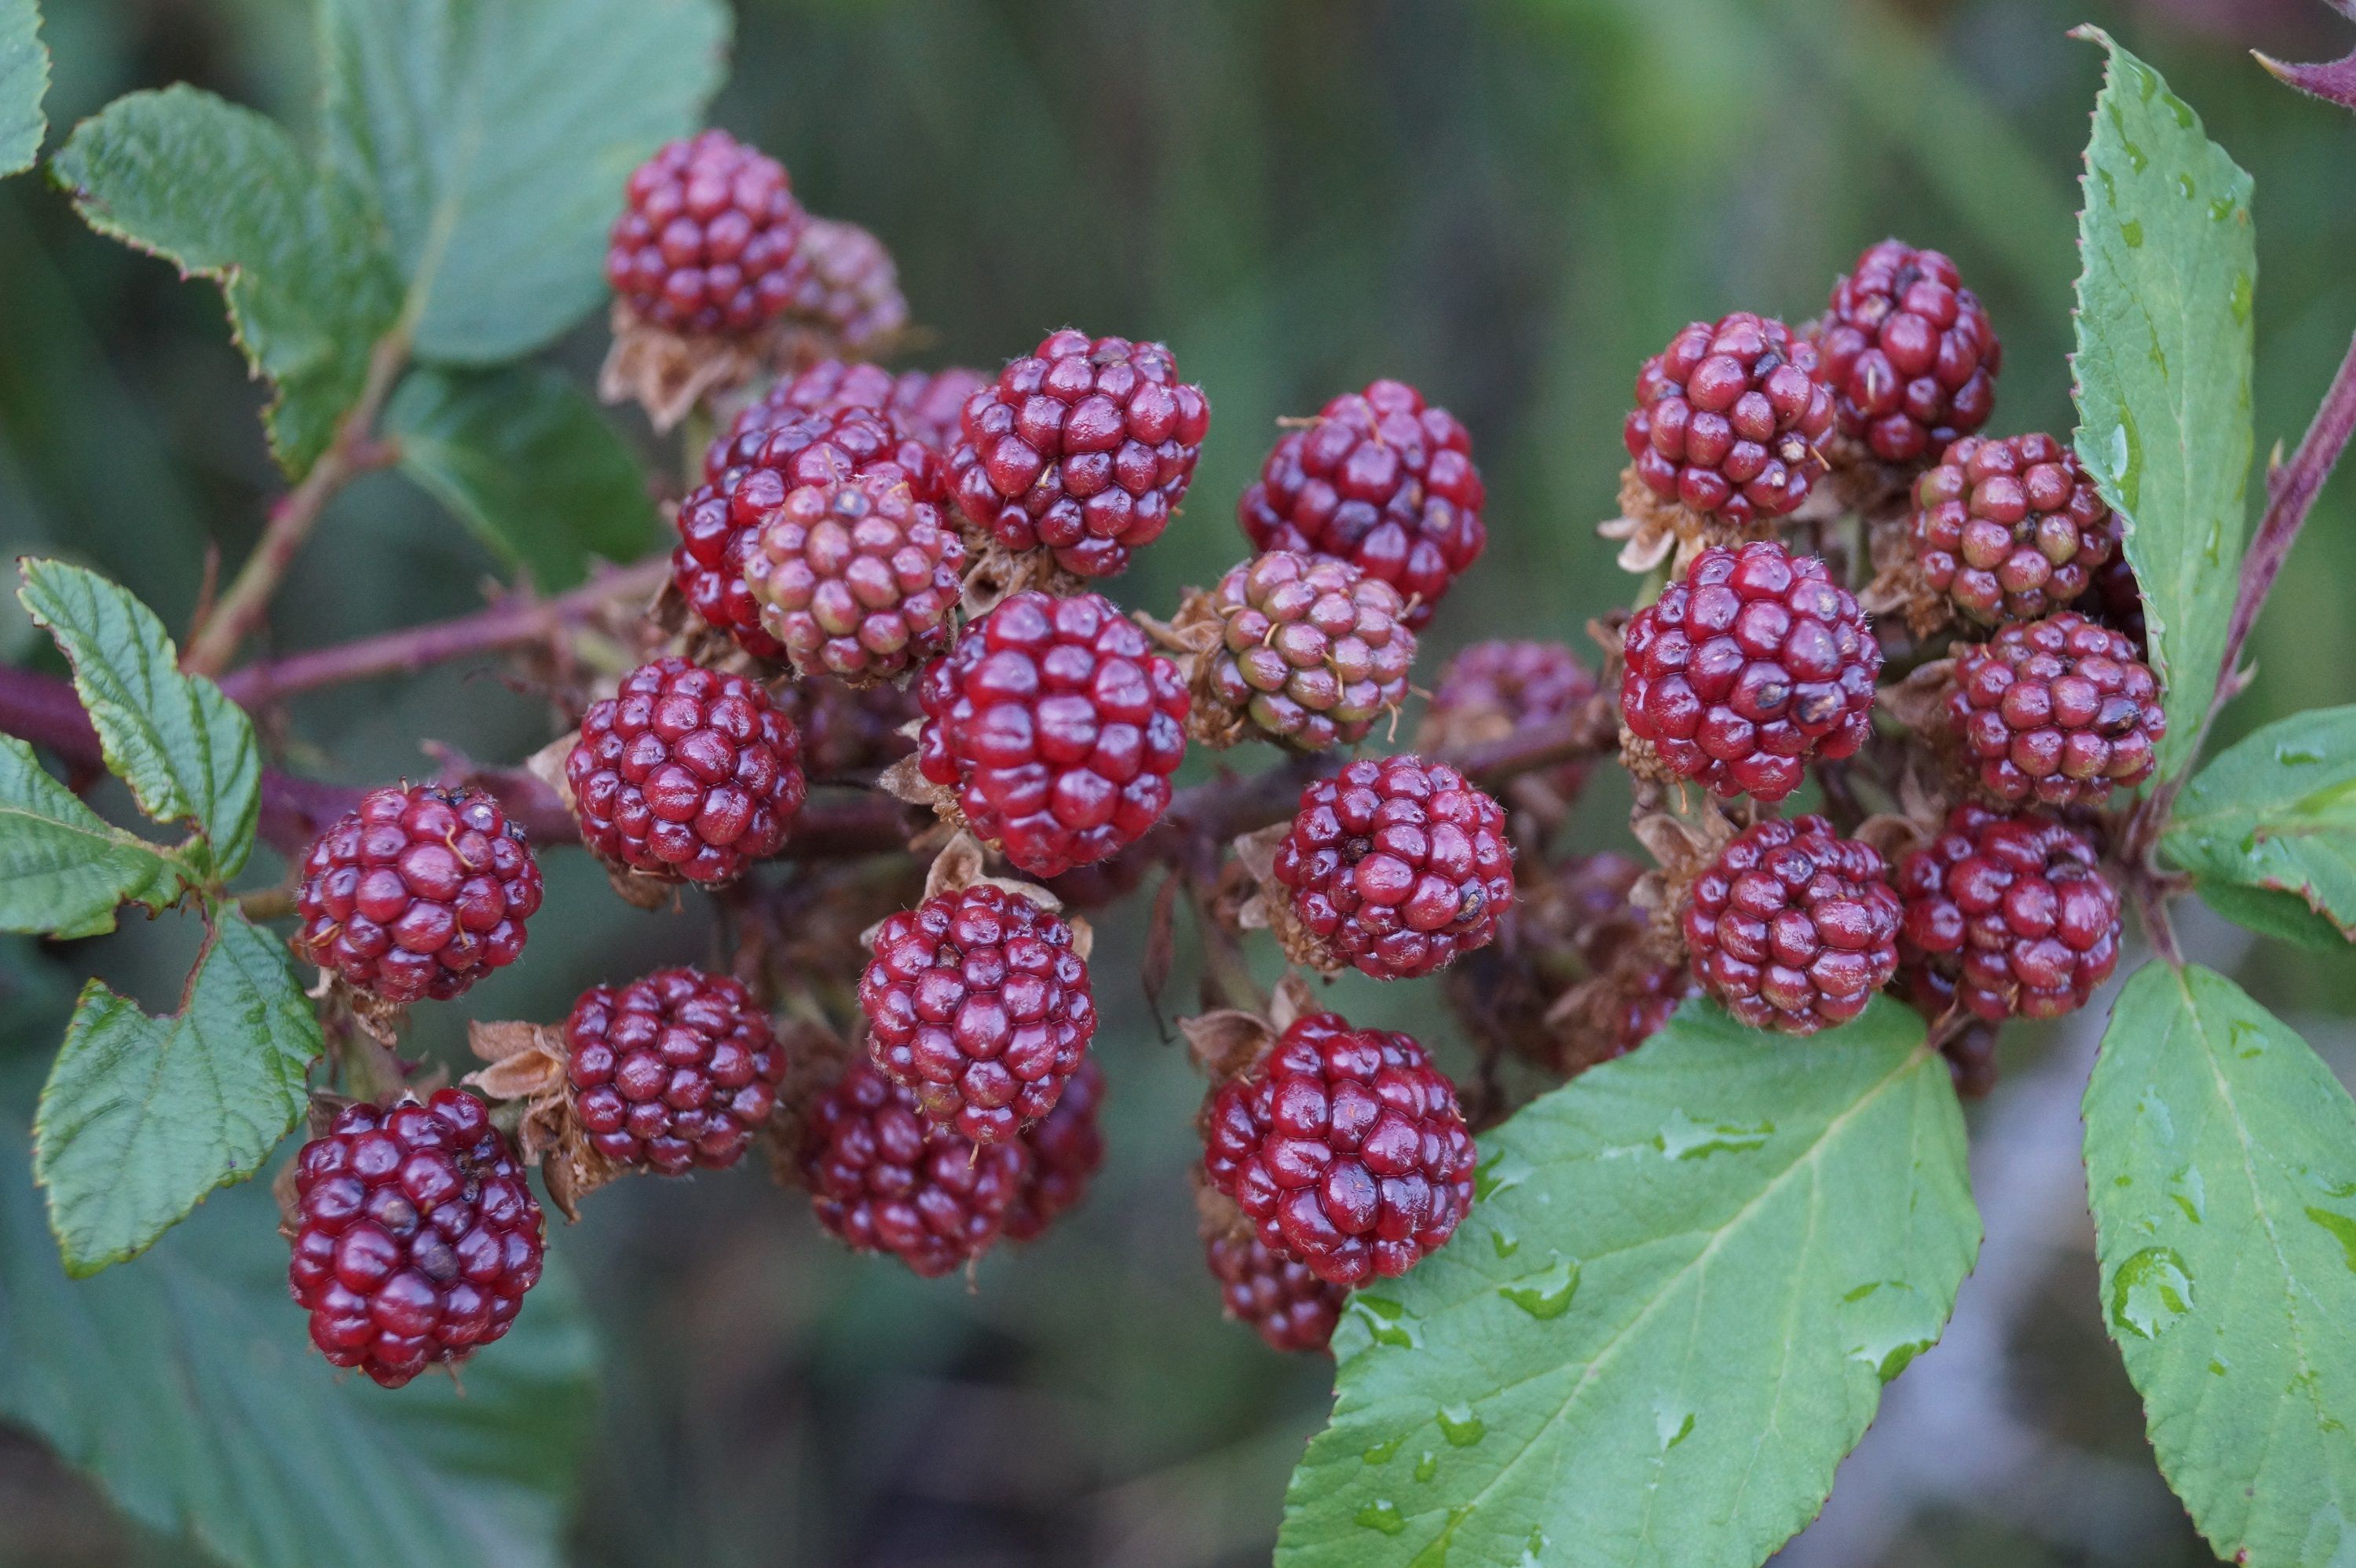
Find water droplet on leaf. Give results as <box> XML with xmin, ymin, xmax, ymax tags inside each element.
<box><xmin>2109</xmin><ymin>1246</ymin><xmax>2195</xmax><ymax>1339</ymax></box>
<box><xmin>1499</xmin><ymin>1254</ymin><xmax>1580</xmax><ymax>1320</ymax></box>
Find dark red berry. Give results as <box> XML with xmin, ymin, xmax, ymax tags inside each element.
<box><xmin>1816</xmin><ymin>239</ymin><xmax>2000</xmax><ymax>466</ymax></box>
<box><xmin>744</xmin><ymin>467</ymin><xmax>964</xmax><ymax>682</ymax></box>
<box><xmin>1897</xmin><ymin>805</ymin><xmax>2120</xmax><ymax>1023</ymax></box>
<box><xmin>1682</xmin><ymin>815</ymin><xmax>1901</xmax><ymax>1036</ymax></box>
<box><xmin>916</xmin><ymin>590</ymin><xmax>1189</xmax><ymax>878</ymax></box>
<box><xmin>798</xmin><ymin>1057</ymin><xmax>1024</xmax><ymax>1277</ymax></box>
<box><xmin>605</xmin><ymin>130</ymin><xmax>807</xmax><ymax>337</ymax></box>
<box><xmin>287</xmin><ymin>1090</ymin><xmax>544</xmax><ymax>1388</ymax></box>
<box><xmin>1619</xmin><ymin>540</ymin><xmax>1879</xmax><ymax>802</ymax></box>
<box><xmin>775</xmin><ymin>217</ymin><xmax>909</xmax><ymax>360</ymax></box>
<box><xmin>1912</xmin><ymin>433</ymin><xmax>2113</xmax><ymax>626</ymax></box>
<box><xmin>564</xmin><ymin>967</ymin><xmax>785</xmax><ymax>1175</ymax></box>
<box><xmin>949</xmin><ymin>329</ymin><xmax>1210</xmax><ymax>578</ymax></box>
<box><xmin>1238</xmin><ymin>378</ymin><xmax>1484</xmax><ymax>627</ymax></box>
<box><xmin>1271</xmin><ymin>755</ymin><xmax>1515</xmax><ymax>981</ymax></box>
<box><xmin>1206</xmin><ymin>1230</ymin><xmax>1345</xmax><ymax>1354</ymax></box>
<box><xmin>776</xmin><ymin>674</ymin><xmax>918</xmax><ymax>779</ymax></box>
<box><xmin>1201</xmin><ymin>1011</ymin><xmax>1476</xmax><ymax>1287</ymax></box>
<box><xmin>292</xmin><ymin>784</ymin><xmax>542</xmax><ymax>1005</ymax></box>
<box><xmin>1623</xmin><ymin>313</ymin><xmax>1833</xmax><ymax>524</ymax></box>
<box><xmin>1948</xmin><ymin>611</ymin><xmax>2164</xmax><ymax>809</ymax></box>
<box><xmin>860</xmin><ymin>883</ymin><xmax>1096</xmax><ymax>1145</ymax></box>
<box><xmin>1004</xmin><ymin>1056</ymin><xmax>1106</xmax><ymax>1242</ymax></box>
<box><xmin>1421</xmin><ymin>639</ymin><xmax>1599</xmax><ymax>799</ymax></box>
<box><xmin>726</xmin><ymin>360</ymin><xmax>986</xmax><ymax>463</ymax></box>
<box><xmin>565</xmin><ymin>656</ymin><xmax>806</xmax><ymax>885</ymax></box>
<box><xmin>1199</xmin><ymin>550</ymin><xmax>1417</xmax><ymax>751</ymax></box>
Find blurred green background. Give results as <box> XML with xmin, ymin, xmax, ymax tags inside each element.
<box><xmin>2</xmin><ymin>2</ymin><xmax>2352</xmax><ymax>1565</ymax></box>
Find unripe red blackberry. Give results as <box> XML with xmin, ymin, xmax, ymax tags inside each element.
<box><xmin>605</xmin><ymin>130</ymin><xmax>807</xmax><ymax>337</ymax></box>
<box><xmin>859</xmin><ymin>883</ymin><xmax>1096</xmax><ymax>1145</ymax></box>
<box><xmin>916</xmin><ymin>590</ymin><xmax>1189</xmax><ymax>878</ymax></box>
<box><xmin>286</xmin><ymin>1090</ymin><xmax>544</xmax><ymax>1388</ymax></box>
<box><xmin>743</xmin><ymin>469</ymin><xmax>964</xmax><ymax>683</ymax></box>
<box><xmin>798</xmin><ymin>1057</ymin><xmax>1025</xmax><ymax>1277</ymax></box>
<box><xmin>1206</xmin><ymin>1231</ymin><xmax>1345</xmax><ymax>1354</ymax></box>
<box><xmin>1897</xmin><ymin>805</ymin><xmax>2120</xmax><ymax>1023</ymax></box>
<box><xmin>1238</xmin><ymin>379</ymin><xmax>1483</xmax><ymax>627</ymax></box>
<box><xmin>292</xmin><ymin>784</ymin><xmax>542</xmax><ymax>1005</ymax></box>
<box><xmin>1271</xmin><ymin>755</ymin><xmax>1515</xmax><ymax>981</ymax></box>
<box><xmin>563</xmin><ymin>967</ymin><xmax>785</xmax><ymax>1175</ymax></box>
<box><xmin>1816</xmin><ymin>239</ymin><xmax>2000</xmax><ymax>466</ymax></box>
<box><xmin>1682</xmin><ymin>815</ymin><xmax>1901</xmax><ymax>1036</ymax></box>
<box><xmin>776</xmin><ymin>672</ymin><xmax>919</xmax><ymax>779</ymax></box>
<box><xmin>565</xmin><ymin>656</ymin><xmax>807</xmax><ymax>885</ymax></box>
<box><xmin>1201</xmin><ymin>1011</ymin><xmax>1476</xmax><ymax>1287</ymax></box>
<box><xmin>1948</xmin><ymin>611</ymin><xmax>2164</xmax><ymax>809</ymax></box>
<box><xmin>730</xmin><ymin>360</ymin><xmax>986</xmax><ymax>461</ymax></box>
<box><xmin>1623</xmin><ymin>313</ymin><xmax>1832</xmax><ymax>524</ymax></box>
<box><xmin>1197</xmin><ymin>551</ymin><xmax>1417</xmax><ymax>751</ymax></box>
<box><xmin>888</xmin><ymin>367</ymin><xmax>991</xmax><ymax>457</ymax></box>
<box><xmin>949</xmin><ymin>330</ymin><xmax>1210</xmax><ymax>578</ymax></box>
<box><xmin>1421</xmin><ymin>639</ymin><xmax>1599</xmax><ymax>799</ymax></box>
<box><xmin>1004</xmin><ymin>1056</ymin><xmax>1106</xmax><ymax>1242</ymax></box>
<box><xmin>1619</xmin><ymin>540</ymin><xmax>1879</xmax><ymax>802</ymax></box>
<box><xmin>776</xmin><ymin>217</ymin><xmax>909</xmax><ymax>360</ymax></box>
<box><xmin>1911</xmin><ymin>433</ymin><xmax>2113</xmax><ymax>626</ymax></box>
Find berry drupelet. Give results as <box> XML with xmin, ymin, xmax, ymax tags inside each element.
<box><xmin>916</xmin><ymin>590</ymin><xmax>1190</xmax><ymax>878</ymax></box>
<box><xmin>286</xmin><ymin>1090</ymin><xmax>544</xmax><ymax>1388</ymax></box>
<box><xmin>565</xmin><ymin>657</ymin><xmax>806</xmax><ymax>885</ymax></box>
<box><xmin>1271</xmin><ymin>755</ymin><xmax>1515</xmax><ymax>981</ymax></box>
<box><xmin>1206</xmin><ymin>1230</ymin><xmax>1347</xmax><ymax>1354</ymax></box>
<box><xmin>1238</xmin><ymin>378</ymin><xmax>1483</xmax><ymax>627</ymax></box>
<box><xmin>1815</xmin><ymin>239</ymin><xmax>2000</xmax><ymax>466</ymax></box>
<box><xmin>1897</xmin><ymin>805</ymin><xmax>2121</xmax><ymax>1022</ymax></box>
<box><xmin>859</xmin><ymin>883</ymin><xmax>1097</xmax><ymax>1146</ymax></box>
<box><xmin>798</xmin><ymin>1058</ymin><xmax>1026</xmax><ymax>1277</ymax></box>
<box><xmin>1619</xmin><ymin>540</ymin><xmax>1880</xmax><ymax>802</ymax></box>
<box><xmin>743</xmin><ymin>466</ymin><xmax>964</xmax><ymax>683</ymax></box>
<box><xmin>292</xmin><ymin>784</ymin><xmax>542</xmax><ymax>1005</ymax></box>
<box><xmin>1911</xmin><ymin>433</ymin><xmax>2113</xmax><ymax>627</ymax></box>
<box><xmin>1201</xmin><ymin>1011</ymin><xmax>1477</xmax><ymax>1287</ymax></box>
<box><xmin>1623</xmin><ymin>313</ymin><xmax>1833</xmax><ymax>525</ymax></box>
<box><xmin>605</xmin><ymin>130</ymin><xmax>807</xmax><ymax>337</ymax></box>
<box><xmin>949</xmin><ymin>329</ymin><xmax>1210</xmax><ymax>578</ymax></box>
<box><xmin>1682</xmin><ymin>815</ymin><xmax>1902</xmax><ymax>1035</ymax></box>
<box><xmin>1948</xmin><ymin>611</ymin><xmax>2164</xmax><ymax>809</ymax></box>
<box><xmin>1004</xmin><ymin>1056</ymin><xmax>1106</xmax><ymax>1242</ymax></box>
<box><xmin>1194</xmin><ymin>550</ymin><xmax>1417</xmax><ymax>751</ymax></box>
<box><xmin>563</xmin><ymin>967</ymin><xmax>785</xmax><ymax>1175</ymax></box>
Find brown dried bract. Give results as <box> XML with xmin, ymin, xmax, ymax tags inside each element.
<box><xmin>1147</xmin><ymin>590</ymin><xmax>1253</xmax><ymax>750</ymax></box>
<box><xmin>462</xmin><ymin>1018</ymin><xmax>619</xmax><ymax>1222</ymax></box>
<box><xmin>1598</xmin><ymin>464</ymin><xmax>1777</xmax><ymax>577</ymax></box>
<box><xmin>957</xmin><ymin>533</ymin><xmax>1089</xmax><ymax>623</ymax></box>
<box><xmin>1859</xmin><ymin>509</ymin><xmax>1953</xmax><ymax>639</ymax></box>
<box><xmin>598</xmin><ymin>301</ymin><xmax>780</xmax><ymax>433</ymax></box>
<box><xmin>1230</xmin><ymin>821</ymin><xmax>1340</xmax><ymax>975</ymax></box>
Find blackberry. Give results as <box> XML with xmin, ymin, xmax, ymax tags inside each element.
<box><xmin>744</xmin><ymin>467</ymin><xmax>964</xmax><ymax>683</ymax></box>
<box><xmin>286</xmin><ymin>1090</ymin><xmax>543</xmax><ymax>1388</ymax></box>
<box><xmin>564</xmin><ymin>967</ymin><xmax>785</xmax><ymax>1175</ymax></box>
<box><xmin>1190</xmin><ymin>550</ymin><xmax>1417</xmax><ymax>751</ymax></box>
<box><xmin>1206</xmin><ymin>1230</ymin><xmax>1346</xmax><ymax>1354</ymax></box>
<box><xmin>1896</xmin><ymin>805</ymin><xmax>2120</xmax><ymax>1022</ymax></box>
<box><xmin>776</xmin><ymin>217</ymin><xmax>909</xmax><ymax>362</ymax></box>
<box><xmin>1682</xmin><ymin>815</ymin><xmax>1901</xmax><ymax>1035</ymax></box>
<box><xmin>1911</xmin><ymin>433</ymin><xmax>2113</xmax><ymax>626</ymax></box>
<box><xmin>775</xmin><ymin>673</ymin><xmax>918</xmax><ymax>780</ymax></box>
<box><xmin>1816</xmin><ymin>239</ymin><xmax>2000</xmax><ymax>466</ymax></box>
<box><xmin>605</xmin><ymin>130</ymin><xmax>807</xmax><ymax>337</ymax></box>
<box><xmin>1419</xmin><ymin>639</ymin><xmax>1599</xmax><ymax>799</ymax></box>
<box><xmin>1004</xmin><ymin>1056</ymin><xmax>1106</xmax><ymax>1242</ymax></box>
<box><xmin>292</xmin><ymin>784</ymin><xmax>542</xmax><ymax>1005</ymax></box>
<box><xmin>1623</xmin><ymin>313</ymin><xmax>1832</xmax><ymax>524</ymax></box>
<box><xmin>1238</xmin><ymin>378</ymin><xmax>1483</xmax><ymax>626</ymax></box>
<box><xmin>798</xmin><ymin>1058</ymin><xmax>1024</xmax><ymax>1277</ymax></box>
<box><xmin>1948</xmin><ymin>611</ymin><xmax>2164</xmax><ymax>809</ymax></box>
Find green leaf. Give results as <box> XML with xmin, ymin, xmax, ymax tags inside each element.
<box><xmin>0</xmin><ymin>0</ymin><xmax>47</xmax><ymax>177</ymax></box>
<box><xmin>387</xmin><ymin>364</ymin><xmax>661</xmax><ymax>589</ymax></box>
<box><xmin>2069</xmin><ymin>30</ymin><xmax>2255</xmax><ymax>780</ymax></box>
<box><xmin>48</xmin><ymin>86</ymin><xmax>404</xmax><ymax>476</ymax></box>
<box><xmin>2084</xmin><ymin>963</ymin><xmax>2356</xmax><ymax>1566</ymax></box>
<box><xmin>320</xmin><ymin>0</ymin><xmax>729</xmax><ymax>364</ymax></box>
<box><xmin>0</xmin><ymin>736</ymin><xmax>193</xmax><ymax>938</ymax></box>
<box><xmin>16</xmin><ymin>557</ymin><xmax>261</xmax><ymax>883</ymax></box>
<box><xmin>0</xmin><ymin>1091</ymin><xmax>599</xmax><ymax>1568</ymax></box>
<box><xmin>2164</xmin><ymin>705</ymin><xmax>2356</xmax><ymax>943</ymax></box>
<box><xmin>34</xmin><ymin>910</ymin><xmax>319</xmax><ymax>1275</ymax></box>
<box><xmin>2197</xmin><ymin>879</ymin><xmax>2351</xmax><ymax>953</ymax></box>
<box><xmin>1276</xmin><ymin>998</ymin><xmax>1978</xmax><ymax>1568</ymax></box>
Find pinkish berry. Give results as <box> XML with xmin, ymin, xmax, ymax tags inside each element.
<box><xmin>1912</xmin><ymin>433</ymin><xmax>2113</xmax><ymax>626</ymax></box>
<box><xmin>1202</xmin><ymin>550</ymin><xmax>1418</xmax><ymax>751</ymax></box>
<box><xmin>744</xmin><ymin>468</ymin><xmax>964</xmax><ymax>682</ymax></box>
<box><xmin>1816</xmin><ymin>239</ymin><xmax>2000</xmax><ymax>465</ymax></box>
<box><xmin>1682</xmin><ymin>815</ymin><xmax>1901</xmax><ymax>1036</ymax></box>
<box><xmin>1623</xmin><ymin>312</ymin><xmax>1833</xmax><ymax>524</ymax></box>
<box><xmin>776</xmin><ymin>216</ymin><xmax>909</xmax><ymax>359</ymax></box>
<box><xmin>1421</xmin><ymin>639</ymin><xmax>1599</xmax><ymax>799</ymax></box>
<box><xmin>564</xmin><ymin>967</ymin><xmax>785</xmax><ymax>1175</ymax></box>
<box><xmin>606</xmin><ymin>130</ymin><xmax>807</xmax><ymax>336</ymax></box>
<box><xmin>1948</xmin><ymin>612</ymin><xmax>2165</xmax><ymax>809</ymax></box>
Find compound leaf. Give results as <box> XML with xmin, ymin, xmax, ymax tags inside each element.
<box><xmin>1277</xmin><ymin>998</ymin><xmax>1978</xmax><ymax>1568</ymax></box>
<box><xmin>2084</xmin><ymin>963</ymin><xmax>2356</xmax><ymax>1566</ymax></box>
<box><xmin>49</xmin><ymin>85</ymin><xmax>403</xmax><ymax>475</ymax></box>
<box><xmin>2069</xmin><ymin>30</ymin><xmax>2255</xmax><ymax>779</ymax></box>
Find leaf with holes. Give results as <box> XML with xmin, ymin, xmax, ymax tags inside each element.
<box><xmin>1276</xmin><ymin>997</ymin><xmax>1977</xmax><ymax>1568</ymax></box>
<box><xmin>2164</xmin><ymin>705</ymin><xmax>2356</xmax><ymax>945</ymax></box>
<box><xmin>2069</xmin><ymin>29</ymin><xmax>2255</xmax><ymax>779</ymax></box>
<box><xmin>320</xmin><ymin>0</ymin><xmax>730</xmax><ymax>363</ymax></box>
<box><xmin>16</xmin><ymin>558</ymin><xmax>260</xmax><ymax>882</ymax></box>
<box><xmin>387</xmin><ymin>364</ymin><xmax>662</xmax><ymax>589</ymax></box>
<box><xmin>0</xmin><ymin>736</ymin><xmax>195</xmax><ymax>938</ymax></box>
<box><xmin>49</xmin><ymin>85</ymin><xmax>403</xmax><ymax>475</ymax></box>
<box><xmin>2084</xmin><ymin>963</ymin><xmax>2356</xmax><ymax>1566</ymax></box>
<box><xmin>34</xmin><ymin>911</ymin><xmax>320</xmax><ymax>1274</ymax></box>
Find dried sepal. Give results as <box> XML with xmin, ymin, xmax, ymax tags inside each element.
<box><xmin>598</xmin><ymin>301</ymin><xmax>779</xmax><ymax>433</ymax></box>
<box><xmin>1877</xmin><ymin>656</ymin><xmax>1957</xmax><ymax>738</ymax></box>
<box><xmin>1599</xmin><ymin>464</ymin><xmax>1777</xmax><ymax>577</ymax></box>
<box><xmin>460</xmin><ymin>1018</ymin><xmax>618</xmax><ymax>1221</ymax></box>
<box><xmin>1152</xmin><ymin>588</ymin><xmax>1254</xmax><ymax>749</ymax></box>
<box><xmin>1859</xmin><ymin>510</ymin><xmax>1952</xmax><ymax>638</ymax></box>
<box><xmin>1180</xmin><ymin>1007</ymin><xmax>1280</xmax><ymax>1084</ymax></box>
<box><xmin>1230</xmin><ymin>821</ymin><xmax>1340</xmax><ymax>975</ymax></box>
<box><xmin>957</xmin><ymin>533</ymin><xmax>1088</xmax><ymax>623</ymax></box>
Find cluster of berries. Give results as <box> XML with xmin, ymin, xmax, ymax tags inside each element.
<box><xmin>274</xmin><ymin>120</ymin><xmax>2154</xmax><ymax>1385</ymax></box>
